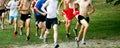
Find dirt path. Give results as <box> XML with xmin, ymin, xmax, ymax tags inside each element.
<box><xmin>13</xmin><ymin>40</ymin><xmax>120</xmax><ymax>48</ymax></box>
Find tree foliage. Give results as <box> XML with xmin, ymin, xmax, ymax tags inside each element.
<box><xmin>106</xmin><ymin>0</ymin><xmax>120</xmax><ymax>6</ymax></box>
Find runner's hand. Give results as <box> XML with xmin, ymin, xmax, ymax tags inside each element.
<box><xmin>73</xmin><ymin>11</ymin><xmax>76</xmax><ymax>15</ymax></box>
<box><xmin>57</xmin><ymin>10</ymin><xmax>60</xmax><ymax>14</ymax></box>
<box><xmin>42</xmin><ymin>13</ymin><xmax>47</xmax><ymax>16</ymax></box>
<box><xmin>87</xmin><ymin>12</ymin><xmax>91</xmax><ymax>15</ymax></box>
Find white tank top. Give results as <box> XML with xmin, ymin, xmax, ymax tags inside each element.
<box><xmin>46</xmin><ymin>0</ymin><xmax>58</xmax><ymax>18</ymax></box>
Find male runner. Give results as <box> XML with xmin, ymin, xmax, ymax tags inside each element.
<box><xmin>35</xmin><ymin>0</ymin><xmax>46</xmax><ymax>39</ymax></box>
<box><xmin>0</xmin><ymin>0</ymin><xmax>6</xmax><ymax>30</ymax></box>
<box><xmin>42</xmin><ymin>0</ymin><xmax>59</xmax><ymax>48</ymax></box>
<box><xmin>58</xmin><ymin>0</ymin><xmax>75</xmax><ymax>40</ymax></box>
<box><xmin>74</xmin><ymin>0</ymin><xmax>95</xmax><ymax>45</ymax></box>
<box><xmin>7</xmin><ymin>0</ymin><xmax>18</xmax><ymax>37</ymax></box>
<box><xmin>18</xmin><ymin>0</ymin><xmax>31</xmax><ymax>41</ymax></box>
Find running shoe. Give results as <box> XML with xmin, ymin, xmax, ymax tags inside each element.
<box><xmin>54</xmin><ymin>43</ymin><xmax>59</xmax><ymax>48</ymax></box>
<box><xmin>73</xmin><ymin>29</ymin><xmax>77</xmax><ymax>37</ymax></box>
<box><xmin>39</xmin><ymin>36</ymin><xmax>44</xmax><ymax>39</ymax></box>
<box><xmin>26</xmin><ymin>36</ymin><xmax>30</xmax><ymax>41</ymax></box>
<box><xmin>75</xmin><ymin>37</ymin><xmax>79</xmax><ymax>47</ymax></box>
<box><xmin>66</xmin><ymin>33</ymin><xmax>70</xmax><ymax>40</ymax></box>
<box><xmin>13</xmin><ymin>31</ymin><xmax>17</xmax><ymax>38</ymax></box>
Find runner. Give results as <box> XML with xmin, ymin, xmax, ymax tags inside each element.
<box><xmin>58</xmin><ymin>0</ymin><xmax>75</xmax><ymax>40</ymax></box>
<box><xmin>74</xmin><ymin>0</ymin><xmax>95</xmax><ymax>46</ymax></box>
<box><xmin>7</xmin><ymin>0</ymin><xmax>18</xmax><ymax>37</ymax></box>
<box><xmin>18</xmin><ymin>0</ymin><xmax>31</xmax><ymax>41</ymax></box>
<box><xmin>0</xmin><ymin>0</ymin><xmax>6</xmax><ymax>30</ymax></box>
<box><xmin>42</xmin><ymin>0</ymin><xmax>59</xmax><ymax>48</ymax></box>
<box><xmin>34</xmin><ymin>0</ymin><xmax>46</xmax><ymax>39</ymax></box>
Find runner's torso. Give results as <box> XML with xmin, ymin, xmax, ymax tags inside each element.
<box><xmin>79</xmin><ymin>0</ymin><xmax>91</xmax><ymax>16</ymax></box>
<box><xmin>21</xmin><ymin>0</ymin><xmax>31</xmax><ymax>14</ymax></box>
<box><xmin>63</xmin><ymin>0</ymin><xmax>70</xmax><ymax>9</ymax></box>
<box><xmin>0</xmin><ymin>0</ymin><xmax>5</xmax><ymax>9</ymax></box>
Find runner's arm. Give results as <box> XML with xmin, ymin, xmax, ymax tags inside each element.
<box><xmin>57</xmin><ymin>0</ymin><xmax>63</xmax><ymax>11</ymax></box>
<box><xmin>41</xmin><ymin>1</ymin><xmax>49</xmax><ymax>14</ymax></box>
<box><xmin>6</xmin><ymin>1</ymin><xmax>11</xmax><ymax>9</ymax></box>
<box><xmin>88</xmin><ymin>1</ymin><xmax>95</xmax><ymax>15</ymax></box>
<box><xmin>73</xmin><ymin>0</ymin><xmax>79</xmax><ymax>14</ymax></box>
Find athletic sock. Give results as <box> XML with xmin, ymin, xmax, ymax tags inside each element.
<box><xmin>44</xmin><ymin>37</ymin><xmax>47</xmax><ymax>44</ymax></box>
<box><xmin>20</xmin><ymin>28</ymin><xmax>23</xmax><ymax>35</ymax></box>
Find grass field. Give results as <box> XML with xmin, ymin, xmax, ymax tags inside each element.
<box><xmin>0</xmin><ymin>0</ymin><xmax>120</xmax><ymax>48</ymax></box>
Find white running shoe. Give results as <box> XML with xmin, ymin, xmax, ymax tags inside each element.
<box><xmin>35</xmin><ymin>32</ymin><xmax>38</xmax><ymax>36</ymax></box>
<box><xmin>81</xmin><ymin>40</ymin><xmax>86</xmax><ymax>45</ymax></box>
<box><xmin>20</xmin><ymin>29</ymin><xmax>23</xmax><ymax>35</ymax></box>
<box><xmin>1</xmin><ymin>25</ymin><xmax>4</xmax><ymax>30</ymax></box>
<box><xmin>39</xmin><ymin>36</ymin><xmax>44</xmax><ymax>39</ymax></box>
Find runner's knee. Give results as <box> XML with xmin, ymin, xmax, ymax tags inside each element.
<box><xmin>84</xmin><ymin>23</ymin><xmax>89</xmax><ymax>28</ymax></box>
<box><xmin>45</xmin><ymin>30</ymin><xmax>50</xmax><ymax>35</ymax></box>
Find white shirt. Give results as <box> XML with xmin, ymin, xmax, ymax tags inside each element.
<box><xmin>8</xmin><ymin>1</ymin><xmax>18</xmax><ymax>16</ymax></box>
<box><xmin>43</xmin><ymin>0</ymin><xmax>58</xmax><ymax>18</ymax></box>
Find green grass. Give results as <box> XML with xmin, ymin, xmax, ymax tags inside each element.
<box><xmin>0</xmin><ymin>0</ymin><xmax>120</xmax><ymax>47</ymax></box>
